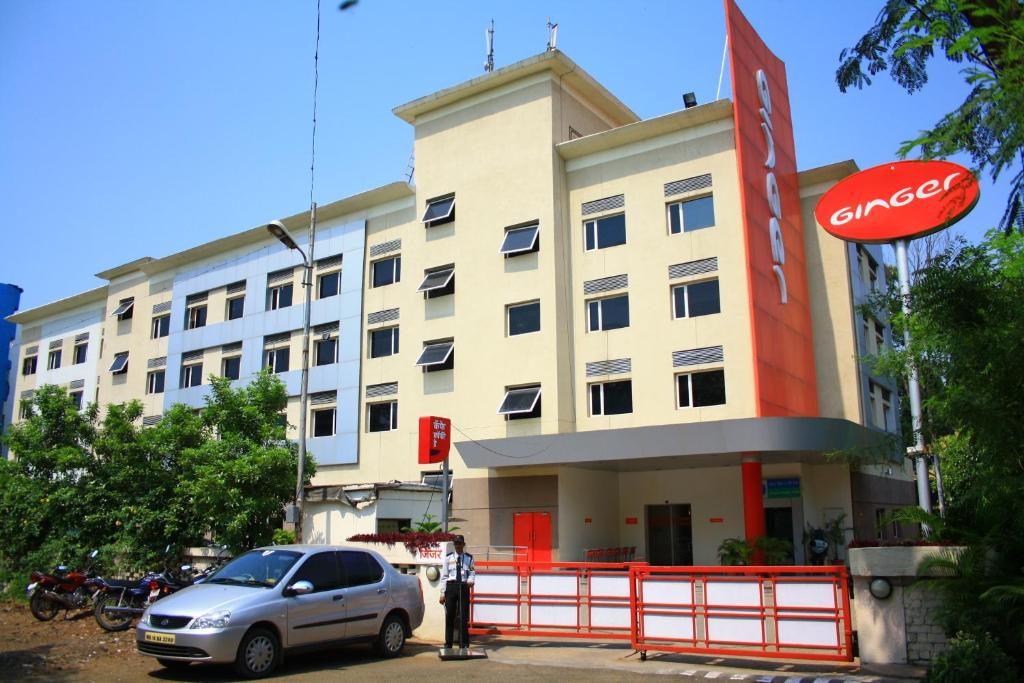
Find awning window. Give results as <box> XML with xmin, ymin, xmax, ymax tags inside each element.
<box><xmin>498</xmin><ymin>386</ymin><xmax>542</xmax><ymax>415</ymax></box>
<box><xmin>499</xmin><ymin>224</ymin><xmax>539</xmax><ymax>255</ymax></box>
<box><xmin>110</xmin><ymin>299</ymin><xmax>134</xmax><ymax>317</ymax></box>
<box><xmin>416</xmin><ymin>267</ymin><xmax>455</xmax><ymax>293</ymax></box>
<box><xmin>422</xmin><ymin>195</ymin><xmax>455</xmax><ymax>226</ymax></box>
<box><xmin>415</xmin><ymin>341</ymin><xmax>454</xmax><ymax>368</ymax></box>
<box><xmin>108</xmin><ymin>352</ymin><xmax>129</xmax><ymax>374</ymax></box>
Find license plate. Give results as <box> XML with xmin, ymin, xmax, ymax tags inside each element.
<box><xmin>144</xmin><ymin>631</ymin><xmax>176</xmax><ymax>645</ymax></box>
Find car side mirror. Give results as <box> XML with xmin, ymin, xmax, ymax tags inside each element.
<box><xmin>285</xmin><ymin>580</ymin><xmax>314</xmax><ymax>596</ymax></box>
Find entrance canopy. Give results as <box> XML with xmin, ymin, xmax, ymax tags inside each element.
<box><xmin>455</xmin><ymin>416</ymin><xmax>894</xmax><ymax>471</ymax></box>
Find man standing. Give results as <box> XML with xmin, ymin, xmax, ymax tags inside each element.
<box><xmin>439</xmin><ymin>535</ymin><xmax>475</xmax><ymax>650</ymax></box>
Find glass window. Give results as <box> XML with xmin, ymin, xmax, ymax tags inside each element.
<box><xmin>312</xmin><ymin>407</ymin><xmax>335</xmax><ymax>437</ymax></box>
<box><xmin>314</xmin><ymin>338</ymin><xmax>337</xmax><ymax>366</ymax></box>
<box><xmin>222</xmin><ymin>356</ymin><xmax>241</xmax><ymax>380</ymax></box>
<box><xmin>370</xmin><ymin>327</ymin><xmax>399</xmax><ymax>358</ymax></box>
<box><xmin>508</xmin><ymin>301</ymin><xmax>540</xmax><ymax>336</ymax></box>
<box><xmin>368</xmin><ymin>401</ymin><xmax>398</xmax><ymax>432</ymax></box>
<box><xmin>265</xmin><ymin>347</ymin><xmax>290</xmax><ymax>374</ymax></box>
<box><xmin>186</xmin><ymin>305</ymin><xmax>207</xmax><ymax>330</ymax></box>
<box><xmin>497</xmin><ymin>386</ymin><xmax>541</xmax><ymax>420</ymax></box>
<box><xmin>22</xmin><ymin>356</ymin><xmax>37</xmax><ymax>376</ymax></box>
<box><xmin>584</xmin><ymin>214</ymin><xmax>626</xmax><ymax>251</ymax></box>
<box><xmin>152</xmin><ymin>315</ymin><xmax>170</xmax><ymax>339</ymax></box>
<box><xmin>111</xmin><ymin>298</ymin><xmax>134</xmax><ymax>320</ymax></box>
<box><xmin>318</xmin><ymin>271</ymin><xmax>340</xmax><ymax>299</ymax></box>
<box><xmin>267</xmin><ymin>283</ymin><xmax>293</xmax><ymax>311</ymax></box>
<box><xmin>500</xmin><ymin>224</ymin><xmax>540</xmax><ymax>256</ymax></box>
<box><xmin>422</xmin><ymin>195</ymin><xmax>455</xmax><ymax>226</ymax></box>
<box><xmin>147</xmin><ymin>370</ymin><xmax>165</xmax><ymax>394</ymax></box>
<box><xmin>47</xmin><ymin>350</ymin><xmax>61</xmax><ymax>370</ymax></box>
<box><xmin>73</xmin><ymin>343</ymin><xmax>88</xmax><ymax>365</ymax></box>
<box><xmin>415</xmin><ymin>341</ymin><xmax>454</xmax><ymax>371</ymax></box>
<box><xmin>210</xmin><ymin>549</ymin><xmax>302</xmax><ymax>588</ymax></box>
<box><xmin>227</xmin><ymin>297</ymin><xmax>245</xmax><ymax>320</ymax></box>
<box><xmin>376</xmin><ymin>519</ymin><xmax>411</xmax><ymax>534</ymax></box>
<box><xmin>588</xmin><ymin>295</ymin><xmax>629</xmax><ymax>331</ymax></box>
<box><xmin>672</xmin><ymin>279</ymin><xmax>721</xmax><ymax>319</ymax></box>
<box><xmin>372</xmin><ymin>256</ymin><xmax>401</xmax><ymax>288</ymax></box>
<box><xmin>677</xmin><ymin>369</ymin><xmax>726</xmax><ymax>408</ymax></box>
<box><xmin>338</xmin><ymin>551</ymin><xmax>384</xmax><ymax>587</ymax></box>
<box><xmin>108</xmin><ymin>352</ymin><xmax>129</xmax><ymax>374</ymax></box>
<box><xmin>590</xmin><ymin>380</ymin><xmax>633</xmax><ymax>415</ymax></box>
<box><xmin>180</xmin><ymin>363</ymin><xmax>202</xmax><ymax>389</ymax></box>
<box><xmin>291</xmin><ymin>551</ymin><xmax>342</xmax><ymax>593</ymax></box>
<box><xmin>417</xmin><ymin>267</ymin><xmax>455</xmax><ymax>298</ymax></box>
<box><xmin>668</xmin><ymin>195</ymin><xmax>715</xmax><ymax>234</ymax></box>
<box><xmin>70</xmin><ymin>391</ymin><xmax>83</xmax><ymax>410</ymax></box>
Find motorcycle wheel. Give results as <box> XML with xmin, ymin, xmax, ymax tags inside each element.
<box><xmin>93</xmin><ymin>591</ymin><xmax>135</xmax><ymax>632</ymax></box>
<box><xmin>29</xmin><ymin>587</ymin><xmax>60</xmax><ymax>622</ymax></box>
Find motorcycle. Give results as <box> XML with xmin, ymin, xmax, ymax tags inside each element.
<box><xmin>26</xmin><ymin>549</ymin><xmax>101</xmax><ymax>621</ymax></box>
<box><xmin>93</xmin><ymin>545</ymin><xmax>227</xmax><ymax>631</ymax></box>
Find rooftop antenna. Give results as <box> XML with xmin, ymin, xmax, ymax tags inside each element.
<box><xmin>404</xmin><ymin>150</ymin><xmax>415</xmax><ymax>185</ymax></box>
<box><xmin>484</xmin><ymin>19</ymin><xmax>495</xmax><ymax>72</ymax></box>
<box><xmin>546</xmin><ymin>18</ymin><xmax>558</xmax><ymax>51</ymax></box>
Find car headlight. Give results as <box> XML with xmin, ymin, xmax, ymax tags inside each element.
<box><xmin>140</xmin><ymin>610</ymin><xmax>151</xmax><ymax>626</ymax></box>
<box><xmin>190</xmin><ymin>609</ymin><xmax>231</xmax><ymax>629</ymax></box>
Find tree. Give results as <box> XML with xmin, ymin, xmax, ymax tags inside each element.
<box><xmin>837</xmin><ymin>0</ymin><xmax>1024</xmax><ymax>232</ymax></box>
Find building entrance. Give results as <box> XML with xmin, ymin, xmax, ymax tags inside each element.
<box><xmin>765</xmin><ymin>506</ymin><xmax>796</xmax><ymax>564</ymax></box>
<box><xmin>645</xmin><ymin>504</ymin><xmax>693</xmax><ymax>565</ymax></box>
<box><xmin>512</xmin><ymin>511</ymin><xmax>551</xmax><ymax>562</ymax></box>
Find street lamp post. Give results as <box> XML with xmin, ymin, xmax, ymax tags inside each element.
<box><xmin>266</xmin><ymin>204</ymin><xmax>316</xmax><ymax>542</ymax></box>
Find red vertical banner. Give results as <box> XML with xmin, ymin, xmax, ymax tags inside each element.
<box><xmin>418</xmin><ymin>415</ymin><xmax>451</xmax><ymax>465</ymax></box>
<box><xmin>725</xmin><ymin>0</ymin><xmax>818</xmax><ymax>417</ymax></box>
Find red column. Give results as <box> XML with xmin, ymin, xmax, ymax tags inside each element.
<box><xmin>741</xmin><ymin>455</ymin><xmax>765</xmax><ymax>562</ymax></box>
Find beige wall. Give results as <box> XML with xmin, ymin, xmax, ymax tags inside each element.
<box><xmin>557</xmin><ymin>466</ymin><xmax>621</xmax><ymax>563</ymax></box>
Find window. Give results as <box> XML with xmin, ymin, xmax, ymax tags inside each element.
<box><xmin>111</xmin><ymin>298</ymin><xmax>134</xmax><ymax>321</ymax></box>
<box><xmin>498</xmin><ymin>385</ymin><xmax>541</xmax><ymax>420</ymax></box>
<box><xmin>267</xmin><ymin>282</ymin><xmax>293</xmax><ymax>311</ymax></box>
<box><xmin>367</xmin><ymin>401</ymin><xmax>398</xmax><ymax>432</ymax></box>
<box><xmin>152</xmin><ymin>315</ymin><xmax>170</xmax><ymax>339</ymax></box>
<box><xmin>47</xmin><ymin>350</ymin><xmax>61</xmax><ymax>370</ymax></box>
<box><xmin>507</xmin><ymin>301</ymin><xmax>541</xmax><ymax>336</ymax></box>
<box><xmin>881</xmin><ymin>386</ymin><xmax>892</xmax><ymax>431</ymax></box>
<box><xmin>417</xmin><ymin>266</ymin><xmax>455</xmax><ymax>299</ymax></box>
<box><xmin>226</xmin><ymin>296</ymin><xmax>244</xmax><ymax>320</ymax></box>
<box><xmin>371</xmin><ymin>256</ymin><xmax>401</xmax><ymax>288</ymax></box>
<box><xmin>291</xmin><ymin>551</ymin><xmax>343</xmax><ymax>593</ymax></box>
<box><xmin>312</xmin><ymin>407</ymin><xmax>336</xmax><ymax>437</ymax></box>
<box><xmin>108</xmin><ymin>352</ymin><xmax>129</xmax><ymax>374</ymax></box>
<box><xmin>70</xmin><ymin>391</ymin><xmax>83</xmax><ymax>410</ymax></box>
<box><xmin>668</xmin><ymin>195</ymin><xmax>715</xmax><ymax>234</ymax></box>
<box><xmin>422</xmin><ymin>195</ymin><xmax>455</xmax><ymax>227</ymax></box>
<box><xmin>265</xmin><ymin>346</ymin><xmax>290</xmax><ymax>374</ymax></box>
<box><xmin>180</xmin><ymin>363</ymin><xmax>202</xmax><ymax>389</ymax></box>
<box><xmin>147</xmin><ymin>370</ymin><xmax>165</xmax><ymax>394</ymax></box>
<box><xmin>587</xmin><ymin>295</ymin><xmax>630</xmax><ymax>331</ymax></box>
<box><xmin>339</xmin><ymin>551</ymin><xmax>384</xmax><ymax>587</ymax></box>
<box><xmin>590</xmin><ymin>380</ymin><xmax>633</xmax><ymax>416</ymax></box>
<box><xmin>677</xmin><ymin>369</ymin><xmax>726</xmax><ymax>408</ymax></box>
<box><xmin>874</xmin><ymin>322</ymin><xmax>885</xmax><ymax>353</ymax></box>
<box><xmin>222</xmin><ymin>356</ymin><xmax>241</xmax><ymax>380</ymax></box>
<box><xmin>318</xmin><ymin>271</ymin><xmax>340</xmax><ymax>299</ymax></box>
<box><xmin>20</xmin><ymin>402</ymin><xmax>32</xmax><ymax>420</ymax></box>
<box><xmin>22</xmin><ymin>356</ymin><xmax>37</xmax><ymax>376</ymax></box>
<box><xmin>73</xmin><ymin>342</ymin><xmax>87</xmax><ymax>365</ymax></box>
<box><xmin>415</xmin><ymin>340</ymin><xmax>454</xmax><ymax>372</ymax></box>
<box><xmin>584</xmin><ymin>213</ymin><xmax>626</xmax><ymax>251</ymax></box>
<box><xmin>672</xmin><ymin>279</ymin><xmax>721</xmax><ymax>319</ymax></box>
<box><xmin>500</xmin><ymin>224</ymin><xmax>540</xmax><ymax>256</ymax></box>
<box><xmin>186</xmin><ymin>303</ymin><xmax>207</xmax><ymax>330</ymax></box>
<box><xmin>875</xmin><ymin>508</ymin><xmax>887</xmax><ymax>541</ymax></box>
<box><xmin>858</xmin><ymin>246</ymin><xmax>879</xmax><ymax>291</ymax></box>
<box><xmin>376</xmin><ymin>519</ymin><xmax>411</xmax><ymax>534</ymax></box>
<box><xmin>370</xmin><ymin>327</ymin><xmax>399</xmax><ymax>358</ymax></box>
<box><xmin>314</xmin><ymin>337</ymin><xmax>338</xmax><ymax>366</ymax></box>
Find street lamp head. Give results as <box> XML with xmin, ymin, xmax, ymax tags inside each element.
<box><xmin>266</xmin><ymin>221</ymin><xmax>299</xmax><ymax>250</ymax></box>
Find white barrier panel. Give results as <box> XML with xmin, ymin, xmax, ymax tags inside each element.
<box><xmin>707</xmin><ymin>614</ymin><xmax>763</xmax><ymax>644</ymax></box>
<box><xmin>473</xmin><ymin>601</ymin><xmax>518</xmax><ymax>625</ymax></box>
<box><xmin>532</xmin><ymin>573</ymin><xmax>577</xmax><ymax>596</ymax></box>
<box><xmin>591</xmin><ymin>605</ymin><xmax>630</xmax><ymax>628</ymax></box>
<box><xmin>644</xmin><ymin>613</ymin><xmax>695</xmax><ymax>640</ymax></box>
<box><xmin>473</xmin><ymin>571</ymin><xmax>520</xmax><ymax>626</ymax></box>
<box><xmin>641</xmin><ymin>579</ymin><xmax>694</xmax><ymax>605</ymax></box>
<box><xmin>778</xmin><ymin>617</ymin><xmax>838</xmax><ymax>647</ymax></box>
<box><xmin>704</xmin><ymin>579</ymin><xmax>760</xmax><ymax>607</ymax></box>
<box><xmin>590</xmin><ymin>573</ymin><xmax>630</xmax><ymax>598</ymax></box>
<box><xmin>775</xmin><ymin>581</ymin><xmax>836</xmax><ymax>609</ymax></box>
<box><xmin>476</xmin><ymin>572</ymin><xmax>518</xmax><ymax>596</ymax></box>
<box><xmin>532</xmin><ymin>603</ymin><xmax>578</xmax><ymax>627</ymax></box>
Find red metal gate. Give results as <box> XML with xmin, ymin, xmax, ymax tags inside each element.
<box><xmin>469</xmin><ymin>561</ymin><xmax>852</xmax><ymax>662</ymax></box>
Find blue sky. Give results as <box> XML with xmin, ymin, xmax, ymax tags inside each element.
<box><xmin>1</xmin><ymin>1</ymin><xmax>1010</xmax><ymax>310</ymax></box>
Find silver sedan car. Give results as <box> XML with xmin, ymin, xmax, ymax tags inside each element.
<box><xmin>136</xmin><ymin>545</ymin><xmax>424</xmax><ymax>678</ymax></box>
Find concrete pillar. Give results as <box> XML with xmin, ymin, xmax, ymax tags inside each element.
<box><xmin>741</xmin><ymin>455</ymin><xmax>765</xmax><ymax>559</ymax></box>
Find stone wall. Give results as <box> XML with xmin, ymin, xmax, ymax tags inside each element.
<box><xmin>903</xmin><ymin>581</ymin><xmax>948</xmax><ymax>664</ymax></box>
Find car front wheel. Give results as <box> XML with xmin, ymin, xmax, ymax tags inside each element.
<box><xmin>234</xmin><ymin>627</ymin><xmax>281</xmax><ymax>679</ymax></box>
<box><xmin>375</xmin><ymin>613</ymin><xmax>406</xmax><ymax>658</ymax></box>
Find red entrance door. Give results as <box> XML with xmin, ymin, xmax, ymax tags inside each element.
<box><xmin>513</xmin><ymin>511</ymin><xmax>552</xmax><ymax>562</ymax></box>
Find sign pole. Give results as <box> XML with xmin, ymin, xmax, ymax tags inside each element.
<box><xmin>441</xmin><ymin>456</ymin><xmax>450</xmax><ymax>533</ymax></box>
<box><xmin>895</xmin><ymin>238</ymin><xmax>933</xmax><ymax>528</ymax></box>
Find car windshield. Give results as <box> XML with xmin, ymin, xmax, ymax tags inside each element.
<box><xmin>205</xmin><ymin>549</ymin><xmax>303</xmax><ymax>588</ymax></box>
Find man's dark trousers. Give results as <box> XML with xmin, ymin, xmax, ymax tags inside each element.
<box><xmin>444</xmin><ymin>583</ymin><xmax>471</xmax><ymax>648</ymax></box>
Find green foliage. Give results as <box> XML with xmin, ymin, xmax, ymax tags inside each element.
<box><xmin>926</xmin><ymin>631</ymin><xmax>1017</xmax><ymax>683</ymax></box>
<box><xmin>272</xmin><ymin>528</ymin><xmax>296</xmax><ymax>545</ymax></box>
<box><xmin>837</xmin><ymin>0</ymin><xmax>1024</xmax><ymax>232</ymax></box>
<box><xmin>755</xmin><ymin>536</ymin><xmax>794</xmax><ymax>566</ymax></box>
<box><xmin>401</xmin><ymin>513</ymin><xmax>458</xmax><ymax>534</ymax></box>
<box><xmin>0</xmin><ymin>371</ymin><xmax>311</xmax><ymax>597</ymax></box>
<box><xmin>717</xmin><ymin>538</ymin><xmax>753</xmax><ymax>566</ymax></box>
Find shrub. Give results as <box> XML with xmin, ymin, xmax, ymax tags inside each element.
<box><xmin>926</xmin><ymin>631</ymin><xmax>1016</xmax><ymax>683</ymax></box>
